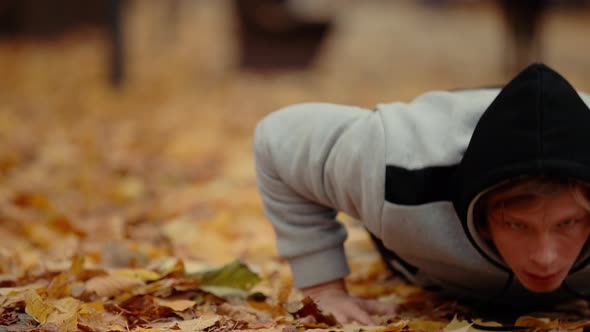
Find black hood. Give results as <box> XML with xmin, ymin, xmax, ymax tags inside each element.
<box><xmin>453</xmin><ymin>63</ymin><xmax>590</xmax><ymax>228</ymax></box>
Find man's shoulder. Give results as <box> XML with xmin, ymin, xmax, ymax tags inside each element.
<box><xmin>375</xmin><ymin>88</ymin><xmax>500</xmax><ymax>170</ymax></box>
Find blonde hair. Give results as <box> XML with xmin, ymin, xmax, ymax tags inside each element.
<box><xmin>475</xmin><ymin>176</ymin><xmax>590</xmax><ymax>230</ymax></box>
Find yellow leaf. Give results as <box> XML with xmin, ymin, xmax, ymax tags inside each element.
<box><xmin>46</xmin><ymin>272</ymin><xmax>70</xmax><ymax>298</ymax></box>
<box><xmin>392</xmin><ymin>283</ymin><xmax>424</xmax><ymax>296</ymax></box>
<box><xmin>113</xmin><ymin>291</ymin><xmax>134</xmax><ymax>303</ymax></box>
<box><xmin>135</xmin><ymin>328</ymin><xmax>162</xmax><ymax>332</ymax></box>
<box><xmin>46</xmin><ymin>297</ymin><xmax>80</xmax><ymax>332</ymax></box>
<box><xmin>515</xmin><ymin>316</ymin><xmax>559</xmax><ymax>330</ymax></box>
<box><xmin>110</xmin><ymin>268</ymin><xmax>162</xmax><ymax>281</ymax></box>
<box><xmin>443</xmin><ymin>316</ymin><xmax>503</xmax><ymax>332</ymax></box>
<box><xmin>24</xmin><ymin>290</ymin><xmax>54</xmax><ymax>324</ymax></box>
<box><xmin>471</xmin><ymin>319</ymin><xmax>503</xmax><ymax>330</ymax></box>
<box><xmin>156</xmin><ymin>298</ymin><xmax>196</xmax><ymax>312</ymax></box>
<box><xmin>50</xmin><ymin>297</ymin><xmax>80</xmax><ymax>313</ymax></box>
<box><xmin>69</xmin><ymin>255</ymin><xmax>85</xmax><ymax>277</ymax></box>
<box><xmin>409</xmin><ymin>319</ymin><xmax>449</xmax><ymax>332</ymax></box>
<box><xmin>109</xmin><ymin>324</ymin><xmax>128</xmax><ymax>331</ymax></box>
<box><xmin>377</xmin><ymin>319</ymin><xmax>410</xmax><ymax>332</ymax></box>
<box><xmin>0</xmin><ymin>280</ymin><xmax>48</xmax><ymax>296</ymax></box>
<box><xmin>85</xmin><ymin>275</ymin><xmax>144</xmax><ymax>298</ymax></box>
<box><xmin>79</xmin><ymin>301</ymin><xmax>105</xmax><ymax>313</ymax></box>
<box><xmin>443</xmin><ymin>317</ymin><xmax>472</xmax><ymax>332</ymax></box>
<box><xmin>148</xmin><ymin>256</ymin><xmax>185</xmax><ymax>277</ymax></box>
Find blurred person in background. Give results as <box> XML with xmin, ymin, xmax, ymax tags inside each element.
<box><xmin>254</xmin><ymin>64</ymin><xmax>590</xmax><ymax>324</ymax></box>
<box><xmin>498</xmin><ymin>0</ymin><xmax>548</xmax><ymax>73</ymax></box>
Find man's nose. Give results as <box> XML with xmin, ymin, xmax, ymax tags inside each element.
<box><xmin>529</xmin><ymin>233</ymin><xmax>558</xmax><ymax>269</ymax></box>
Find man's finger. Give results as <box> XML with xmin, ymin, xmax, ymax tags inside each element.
<box><xmin>345</xmin><ymin>306</ymin><xmax>375</xmax><ymax>325</ymax></box>
<box><xmin>332</xmin><ymin>311</ymin><xmax>348</xmax><ymax>325</ymax></box>
<box><xmin>359</xmin><ymin>299</ymin><xmax>398</xmax><ymax>315</ymax></box>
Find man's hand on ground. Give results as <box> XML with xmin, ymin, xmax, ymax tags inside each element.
<box><xmin>301</xmin><ymin>279</ymin><xmax>397</xmax><ymax>325</ymax></box>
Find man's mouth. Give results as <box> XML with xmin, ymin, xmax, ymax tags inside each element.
<box><xmin>524</xmin><ymin>271</ymin><xmax>560</xmax><ymax>282</ymax></box>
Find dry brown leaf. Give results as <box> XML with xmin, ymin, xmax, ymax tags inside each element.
<box><xmin>147</xmin><ymin>256</ymin><xmax>185</xmax><ymax>277</ymax></box>
<box><xmin>216</xmin><ymin>302</ymin><xmax>273</xmax><ymax>324</ymax></box>
<box><xmin>78</xmin><ymin>310</ymin><xmax>127</xmax><ymax>332</ymax></box>
<box><xmin>135</xmin><ymin>278</ymin><xmax>177</xmax><ymax>297</ymax></box>
<box><xmin>156</xmin><ymin>298</ymin><xmax>196</xmax><ymax>312</ymax></box>
<box><xmin>85</xmin><ymin>275</ymin><xmax>145</xmax><ymax>298</ymax></box>
<box><xmin>168</xmin><ymin>314</ymin><xmax>221</xmax><ymax>331</ymax></box>
<box><xmin>45</xmin><ymin>297</ymin><xmax>80</xmax><ymax>332</ymax></box>
<box><xmin>293</xmin><ymin>296</ymin><xmax>339</xmax><ymax>327</ymax></box>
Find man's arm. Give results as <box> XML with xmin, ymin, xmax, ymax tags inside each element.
<box><xmin>253</xmin><ymin>102</ymin><xmax>380</xmax><ymax>288</ymax></box>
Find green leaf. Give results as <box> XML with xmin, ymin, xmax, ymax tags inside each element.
<box><xmin>187</xmin><ymin>261</ymin><xmax>261</xmax><ymax>291</ymax></box>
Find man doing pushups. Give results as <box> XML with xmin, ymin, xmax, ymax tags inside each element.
<box><xmin>253</xmin><ymin>64</ymin><xmax>590</xmax><ymax>324</ymax></box>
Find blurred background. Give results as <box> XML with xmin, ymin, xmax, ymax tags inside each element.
<box><xmin>1</xmin><ymin>0</ymin><xmax>590</xmax><ymax>275</ymax></box>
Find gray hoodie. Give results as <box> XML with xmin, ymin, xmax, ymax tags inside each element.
<box><xmin>254</xmin><ymin>64</ymin><xmax>590</xmax><ymax>304</ymax></box>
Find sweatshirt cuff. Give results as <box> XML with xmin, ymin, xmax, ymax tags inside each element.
<box><xmin>289</xmin><ymin>245</ymin><xmax>350</xmax><ymax>289</ymax></box>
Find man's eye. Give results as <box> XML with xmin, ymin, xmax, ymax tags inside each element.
<box><xmin>505</xmin><ymin>221</ymin><xmax>526</xmax><ymax>229</ymax></box>
<box><xmin>558</xmin><ymin>219</ymin><xmax>578</xmax><ymax>227</ymax></box>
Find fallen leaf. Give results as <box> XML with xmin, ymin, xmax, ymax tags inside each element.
<box><xmin>171</xmin><ymin>314</ymin><xmax>221</xmax><ymax>331</ymax></box>
<box><xmin>515</xmin><ymin>316</ymin><xmax>559</xmax><ymax>330</ymax></box>
<box><xmin>443</xmin><ymin>316</ymin><xmax>472</xmax><ymax>332</ymax></box>
<box><xmin>0</xmin><ymin>280</ymin><xmax>48</xmax><ymax>296</ymax></box>
<box><xmin>200</xmin><ymin>285</ymin><xmax>249</xmax><ymax>299</ymax></box>
<box><xmin>45</xmin><ymin>297</ymin><xmax>80</xmax><ymax>332</ymax></box>
<box><xmin>156</xmin><ymin>298</ymin><xmax>196</xmax><ymax>312</ymax></box>
<box><xmin>85</xmin><ymin>275</ymin><xmax>145</xmax><ymax>298</ymax></box>
<box><xmin>409</xmin><ymin>318</ymin><xmax>452</xmax><ymax>332</ymax></box>
<box><xmin>110</xmin><ymin>268</ymin><xmax>162</xmax><ymax>282</ymax></box>
<box><xmin>79</xmin><ymin>301</ymin><xmax>105</xmax><ymax>313</ymax></box>
<box><xmin>147</xmin><ymin>256</ymin><xmax>185</xmax><ymax>277</ymax></box>
<box><xmin>560</xmin><ymin>320</ymin><xmax>590</xmax><ymax>330</ymax></box>
<box><xmin>68</xmin><ymin>255</ymin><xmax>85</xmax><ymax>277</ymax></box>
<box><xmin>189</xmin><ymin>260</ymin><xmax>261</xmax><ymax>291</ymax></box>
<box><xmin>78</xmin><ymin>310</ymin><xmax>127</xmax><ymax>332</ymax></box>
<box><xmin>46</xmin><ymin>272</ymin><xmax>70</xmax><ymax>298</ymax></box>
<box><xmin>293</xmin><ymin>296</ymin><xmax>339</xmax><ymax>327</ymax></box>
<box><xmin>376</xmin><ymin>319</ymin><xmax>410</xmax><ymax>332</ymax></box>
<box><xmin>106</xmin><ymin>294</ymin><xmax>176</xmax><ymax>324</ymax></box>
<box><xmin>24</xmin><ymin>290</ymin><xmax>54</xmax><ymax>324</ymax></box>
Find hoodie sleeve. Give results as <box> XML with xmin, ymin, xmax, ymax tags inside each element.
<box><xmin>253</xmin><ymin>102</ymin><xmax>382</xmax><ymax>288</ymax></box>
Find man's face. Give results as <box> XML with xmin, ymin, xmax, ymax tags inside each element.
<box><xmin>486</xmin><ymin>189</ymin><xmax>590</xmax><ymax>292</ymax></box>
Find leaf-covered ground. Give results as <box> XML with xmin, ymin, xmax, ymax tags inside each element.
<box><xmin>2</xmin><ymin>1</ymin><xmax>590</xmax><ymax>331</ymax></box>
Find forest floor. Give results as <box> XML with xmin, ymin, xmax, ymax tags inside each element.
<box><xmin>2</xmin><ymin>1</ymin><xmax>590</xmax><ymax>331</ymax></box>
